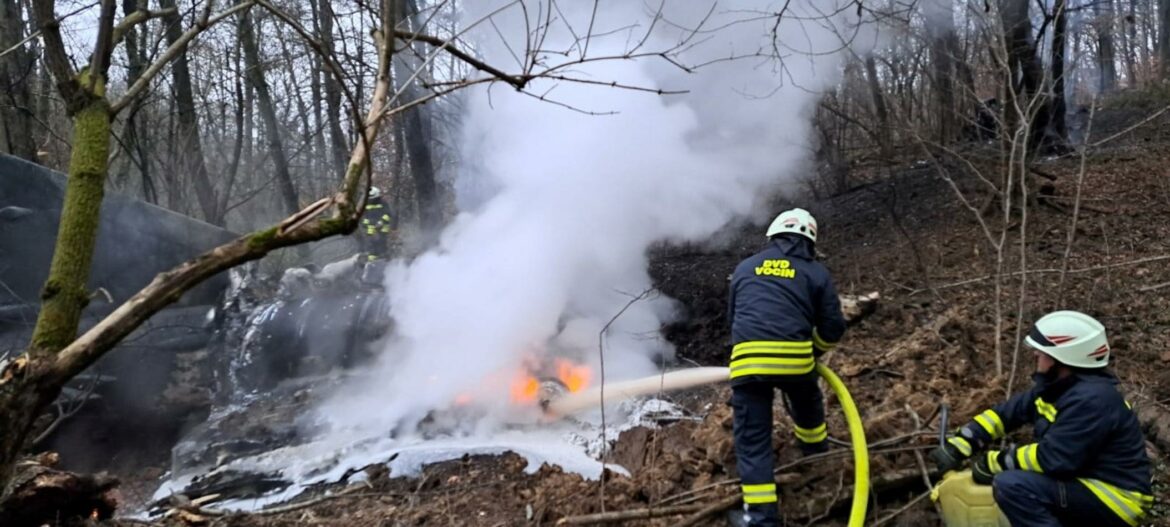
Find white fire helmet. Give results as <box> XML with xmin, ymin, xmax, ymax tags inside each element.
<box><xmin>368</xmin><ymin>186</ymin><xmax>383</xmax><ymax>200</ymax></box>
<box><xmin>766</xmin><ymin>208</ymin><xmax>818</xmax><ymax>243</ymax></box>
<box><xmin>1024</xmin><ymin>310</ymin><xmax>1110</xmax><ymax>368</ymax></box>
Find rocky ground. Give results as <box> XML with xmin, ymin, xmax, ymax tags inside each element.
<box><xmin>84</xmin><ymin>91</ymin><xmax>1170</xmax><ymax>526</ymax></box>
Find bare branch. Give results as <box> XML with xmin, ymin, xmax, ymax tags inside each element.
<box><xmin>110</xmin><ymin>0</ymin><xmax>256</xmax><ymax>115</ymax></box>
<box><xmin>32</xmin><ymin>0</ymin><xmax>85</xmax><ymax>110</ymax></box>
<box><xmin>111</xmin><ymin>7</ymin><xmax>177</xmax><ymax>49</ymax></box>
<box><xmin>395</xmin><ymin>29</ymin><xmax>525</xmax><ymax>88</ymax></box>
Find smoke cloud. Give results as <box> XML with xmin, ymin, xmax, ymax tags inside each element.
<box><xmin>319</xmin><ymin>1</ymin><xmax>858</xmax><ymax>435</ymax></box>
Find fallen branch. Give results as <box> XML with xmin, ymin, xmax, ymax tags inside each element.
<box><xmin>1089</xmin><ymin>103</ymin><xmax>1170</xmax><ymax>148</ymax></box>
<box><xmin>1138</xmin><ymin>281</ymin><xmax>1170</xmax><ymax>293</ymax></box>
<box><xmin>555</xmin><ymin>503</ymin><xmax>707</xmax><ymax>525</ymax></box>
<box><xmin>910</xmin><ymin>255</ymin><xmax>1170</xmax><ymax>295</ymax></box>
<box><xmin>675</xmin><ymin>493</ymin><xmax>741</xmax><ymax>527</ymax></box>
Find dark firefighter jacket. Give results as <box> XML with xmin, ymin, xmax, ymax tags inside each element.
<box><xmin>727</xmin><ymin>235</ymin><xmax>846</xmax><ymax>384</ymax></box>
<box><xmin>362</xmin><ymin>199</ymin><xmax>392</xmax><ymax>236</ymax></box>
<box><xmin>951</xmin><ymin>370</ymin><xmax>1153</xmax><ymax>526</ymax></box>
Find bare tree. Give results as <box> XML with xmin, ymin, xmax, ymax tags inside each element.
<box><xmin>1095</xmin><ymin>0</ymin><xmax>1118</xmax><ymax>92</ymax></box>
<box><xmin>1161</xmin><ymin>0</ymin><xmax>1170</xmax><ymax>79</ymax></box>
<box><xmin>0</xmin><ymin>0</ymin><xmax>38</xmax><ymax>161</ymax></box>
<box><xmin>239</xmin><ymin>6</ymin><xmax>299</xmax><ymax>215</ymax></box>
<box><xmin>160</xmin><ymin>0</ymin><xmax>222</xmax><ymax>225</ymax></box>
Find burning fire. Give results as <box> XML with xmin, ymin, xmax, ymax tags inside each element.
<box><xmin>554</xmin><ymin>358</ymin><xmax>591</xmax><ymax>393</ymax></box>
<box><xmin>508</xmin><ymin>358</ymin><xmax>592</xmax><ymax>404</ymax></box>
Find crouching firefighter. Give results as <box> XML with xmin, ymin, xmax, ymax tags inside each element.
<box><xmin>932</xmin><ymin>311</ymin><xmax>1153</xmax><ymax>527</ymax></box>
<box><xmin>727</xmin><ymin>208</ymin><xmax>847</xmax><ymax>527</ymax></box>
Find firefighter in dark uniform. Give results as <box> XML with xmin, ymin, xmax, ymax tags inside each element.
<box><xmin>727</xmin><ymin>208</ymin><xmax>847</xmax><ymax>527</ymax></box>
<box><xmin>932</xmin><ymin>310</ymin><xmax>1153</xmax><ymax>527</ymax></box>
<box><xmin>359</xmin><ymin>186</ymin><xmax>393</xmax><ymax>261</ymax></box>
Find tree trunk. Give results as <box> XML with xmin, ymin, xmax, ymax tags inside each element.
<box><xmin>1161</xmin><ymin>0</ymin><xmax>1170</xmax><ymax>79</ymax></box>
<box><xmin>159</xmin><ymin>0</ymin><xmax>221</xmax><ymax>224</ymax></box>
<box><xmin>239</xmin><ymin>8</ymin><xmax>298</xmax><ymax>215</ymax></box>
<box><xmin>999</xmin><ymin>0</ymin><xmax>1061</xmax><ymax>151</ymax></box>
<box><xmin>2</xmin><ymin>89</ymin><xmax>113</xmax><ymax>499</ymax></box>
<box><xmin>1120</xmin><ymin>0</ymin><xmax>1138</xmax><ymax>87</ymax></box>
<box><xmin>398</xmin><ymin>0</ymin><xmax>440</xmax><ymax>233</ymax></box>
<box><xmin>924</xmin><ymin>0</ymin><xmax>956</xmax><ymax>143</ymax></box>
<box><xmin>0</xmin><ymin>0</ymin><xmax>39</xmax><ymax>161</ymax></box>
<box><xmin>318</xmin><ymin>0</ymin><xmax>347</xmax><ymax>176</ymax></box>
<box><xmin>1050</xmin><ymin>0</ymin><xmax>1068</xmax><ymax>140</ymax></box>
<box><xmin>121</xmin><ymin>0</ymin><xmax>156</xmax><ymax>203</ymax></box>
<box><xmin>1095</xmin><ymin>0</ymin><xmax>1118</xmax><ymax>93</ymax></box>
<box><xmin>864</xmin><ymin>54</ymin><xmax>890</xmax><ymax>151</ymax></box>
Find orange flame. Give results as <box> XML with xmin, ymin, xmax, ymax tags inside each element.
<box><xmin>510</xmin><ymin>374</ymin><xmax>540</xmax><ymax>404</ymax></box>
<box><xmin>555</xmin><ymin>359</ymin><xmax>591</xmax><ymax>393</ymax></box>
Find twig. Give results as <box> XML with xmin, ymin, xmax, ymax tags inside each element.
<box><xmin>198</xmin><ymin>484</ymin><xmax>368</xmax><ymax>517</ymax></box>
<box><xmin>675</xmin><ymin>493</ymin><xmax>741</xmax><ymax>527</ymax></box>
<box><xmin>1089</xmin><ymin>103</ymin><xmax>1170</xmax><ymax>148</ymax></box>
<box><xmin>555</xmin><ymin>503</ymin><xmax>706</xmax><ymax>525</ymax></box>
<box><xmin>1139</xmin><ymin>281</ymin><xmax>1170</xmax><ymax>293</ymax></box>
<box><xmin>871</xmin><ymin>489</ymin><xmax>932</xmax><ymax>527</ymax></box>
<box><xmin>804</xmin><ymin>471</ymin><xmax>846</xmax><ymax>526</ymax></box>
<box><xmin>1058</xmin><ymin>95</ymin><xmax>1097</xmax><ymax>296</ymax></box>
<box><xmin>905</xmin><ymin>405</ymin><xmax>942</xmax><ymax>518</ymax></box>
<box><xmin>596</xmin><ymin>288</ymin><xmax>655</xmax><ymax>512</ymax></box>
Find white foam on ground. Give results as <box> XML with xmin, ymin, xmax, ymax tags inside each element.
<box><xmin>150</xmin><ymin>399</ymin><xmax>686</xmax><ymax>514</ymax></box>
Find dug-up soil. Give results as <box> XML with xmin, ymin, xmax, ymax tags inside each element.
<box><xmin>120</xmin><ymin>96</ymin><xmax>1170</xmax><ymax>526</ymax></box>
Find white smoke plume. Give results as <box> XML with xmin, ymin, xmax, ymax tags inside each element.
<box><xmin>319</xmin><ymin>1</ymin><xmax>859</xmax><ymax>436</ymax></box>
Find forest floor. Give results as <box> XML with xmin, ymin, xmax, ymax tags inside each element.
<box><xmin>112</xmin><ymin>91</ymin><xmax>1170</xmax><ymax>526</ymax></box>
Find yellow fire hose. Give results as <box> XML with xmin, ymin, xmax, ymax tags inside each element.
<box><xmin>817</xmin><ymin>363</ymin><xmax>869</xmax><ymax>527</ymax></box>
<box><xmin>548</xmin><ymin>364</ymin><xmax>870</xmax><ymax>525</ymax></box>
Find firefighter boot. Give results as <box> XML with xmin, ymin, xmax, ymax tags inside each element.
<box><xmin>726</xmin><ymin>503</ymin><xmax>781</xmax><ymax>527</ymax></box>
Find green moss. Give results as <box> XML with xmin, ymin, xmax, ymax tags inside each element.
<box><xmin>29</xmin><ymin>96</ymin><xmax>111</xmax><ymax>356</ymax></box>
<box><xmin>247</xmin><ymin>227</ymin><xmax>280</xmax><ymax>250</ymax></box>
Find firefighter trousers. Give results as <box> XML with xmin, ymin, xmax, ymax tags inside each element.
<box><xmin>731</xmin><ymin>378</ymin><xmax>826</xmax><ymax>526</ymax></box>
<box><xmin>993</xmin><ymin>471</ymin><xmax>1130</xmax><ymax>527</ymax></box>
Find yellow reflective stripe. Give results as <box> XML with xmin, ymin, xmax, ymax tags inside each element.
<box><xmin>732</xmin><ymin>340</ymin><xmax>813</xmax><ymax>356</ymax></box>
<box><xmin>367</xmin><ymin>204</ymin><xmax>383</xmax><ymax>210</ymax></box>
<box><xmin>947</xmin><ymin>437</ymin><xmax>972</xmax><ymax>457</ymax></box>
<box><xmin>986</xmin><ymin>450</ymin><xmax>1003</xmax><ymax>474</ymax></box>
<box><xmin>1078</xmin><ymin>479</ymin><xmax>1151</xmax><ymax>527</ymax></box>
<box><xmin>973</xmin><ymin>409</ymin><xmax>1005</xmax><ymax>438</ymax></box>
<box><xmin>794</xmin><ymin>423</ymin><xmax>827</xmax><ymax>443</ymax></box>
<box><xmin>729</xmin><ymin>362</ymin><xmax>816</xmax><ymax>378</ymax></box>
<box><xmin>381</xmin><ymin>214</ymin><xmax>391</xmax><ymax>221</ymax></box>
<box><xmin>1034</xmin><ymin>398</ymin><xmax>1058</xmax><ymax>422</ymax></box>
<box><xmin>729</xmin><ymin>341</ymin><xmax>815</xmax><ymax>378</ymax></box>
<box><xmin>1014</xmin><ymin>444</ymin><xmax>1042</xmax><ymax>473</ymax></box>
<box><xmin>741</xmin><ymin>483</ymin><xmax>777</xmax><ymax>504</ymax></box>
<box><xmin>811</xmin><ymin>329</ymin><xmax>837</xmax><ymax>351</ymax></box>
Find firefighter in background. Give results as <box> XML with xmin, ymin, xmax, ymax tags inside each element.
<box><xmin>358</xmin><ymin>186</ymin><xmax>393</xmax><ymax>261</ymax></box>
<box><xmin>726</xmin><ymin>208</ymin><xmax>847</xmax><ymax>527</ymax></box>
<box><xmin>932</xmin><ymin>311</ymin><xmax>1152</xmax><ymax>527</ymax></box>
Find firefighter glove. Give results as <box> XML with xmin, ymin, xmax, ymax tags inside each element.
<box><xmin>972</xmin><ymin>450</ymin><xmax>1004</xmax><ymax>485</ymax></box>
<box><xmin>930</xmin><ymin>436</ymin><xmax>973</xmax><ymax>474</ymax></box>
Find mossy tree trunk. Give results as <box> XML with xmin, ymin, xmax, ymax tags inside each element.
<box><xmin>0</xmin><ymin>83</ymin><xmax>111</xmax><ymax>503</ymax></box>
